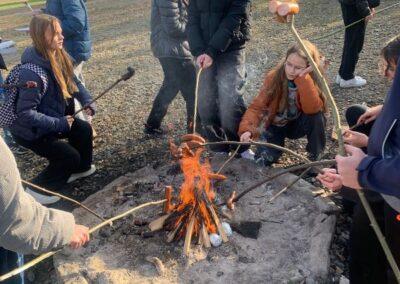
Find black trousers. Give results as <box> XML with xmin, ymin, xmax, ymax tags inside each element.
<box><xmin>344</xmin><ymin>104</ymin><xmax>400</xmax><ymax>284</ymax></box>
<box><xmin>13</xmin><ymin>118</ymin><xmax>93</xmax><ymax>190</ymax></box>
<box><xmin>0</xmin><ymin>248</ymin><xmax>22</xmax><ymax>284</ymax></box>
<box><xmin>146</xmin><ymin>57</ymin><xmax>197</xmax><ymax>132</ymax></box>
<box><xmin>338</xmin><ymin>3</ymin><xmax>367</xmax><ymax>80</ymax></box>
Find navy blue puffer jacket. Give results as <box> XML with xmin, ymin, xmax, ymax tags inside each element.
<box><xmin>45</xmin><ymin>0</ymin><xmax>91</xmax><ymax>63</ymax></box>
<box><xmin>10</xmin><ymin>47</ymin><xmax>95</xmax><ymax>141</ymax></box>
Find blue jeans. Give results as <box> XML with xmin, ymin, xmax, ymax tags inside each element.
<box><xmin>197</xmin><ymin>49</ymin><xmax>247</xmax><ymax>152</ymax></box>
<box><xmin>256</xmin><ymin>112</ymin><xmax>326</xmax><ymax>166</ymax></box>
<box><xmin>0</xmin><ymin>72</ymin><xmax>14</xmax><ymax>146</ymax></box>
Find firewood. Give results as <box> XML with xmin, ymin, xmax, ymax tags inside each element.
<box><xmin>184</xmin><ymin>213</ymin><xmax>196</xmax><ymax>256</ymax></box>
<box><xmin>201</xmin><ymin>223</ymin><xmax>211</xmax><ymax>248</ymax></box>
<box><xmin>163</xmin><ymin>186</ymin><xmax>173</xmax><ymax>214</ymax></box>
<box><xmin>208</xmin><ymin>204</ymin><xmax>228</xmax><ymax>242</ymax></box>
<box><xmin>167</xmin><ymin>225</ymin><xmax>180</xmax><ymax>243</ymax></box>
<box><xmin>149</xmin><ymin>214</ymin><xmax>170</xmax><ymax>232</ymax></box>
<box><xmin>145</xmin><ymin>256</ymin><xmax>165</xmax><ymax>276</ymax></box>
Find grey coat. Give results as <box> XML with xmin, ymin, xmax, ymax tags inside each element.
<box><xmin>0</xmin><ymin>138</ymin><xmax>75</xmax><ymax>254</ymax></box>
<box><xmin>150</xmin><ymin>0</ymin><xmax>192</xmax><ymax>59</ymax></box>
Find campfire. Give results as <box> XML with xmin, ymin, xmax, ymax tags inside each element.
<box><xmin>148</xmin><ymin>134</ymin><xmax>230</xmax><ymax>255</ymax></box>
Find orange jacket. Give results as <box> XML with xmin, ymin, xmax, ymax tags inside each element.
<box><xmin>238</xmin><ymin>70</ymin><xmax>324</xmax><ymax>139</ymax></box>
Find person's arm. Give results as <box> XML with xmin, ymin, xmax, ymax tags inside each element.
<box><xmin>187</xmin><ymin>0</ymin><xmax>207</xmax><ymax>57</ymax></box>
<box><xmin>354</xmin><ymin>0</ymin><xmax>373</xmax><ymax>18</ymax></box>
<box><xmin>294</xmin><ymin>74</ymin><xmax>324</xmax><ymax>114</ymax></box>
<box><xmin>59</xmin><ymin>0</ymin><xmax>87</xmax><ymax>37</ymax></box>
<box><xmin>206</xmin><ymin>0</ymin><xmax>250</xmax><ymax>60</ymax></box>
<box><xmin>158</xmin><ymin>0</ymin><xmax>187</xmax><ymax>38</ymax></box>
<box><xmin>0</xmin><ymin>139</ymin><xmax>79</xmax><ymax>254</ymax></box>
<box><xmin>238</xmin><ymin>71</ymin><xmax>272</xmax><ymax>139</ymax></box>
<box><xmin>16</xmin><ymin>69</ymin><xmax>70</xmax><ymax>133</ymax></box>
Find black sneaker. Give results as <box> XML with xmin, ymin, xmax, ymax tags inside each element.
<box><xmin>143</xmin><ymin>124</ymin><xmax>164</xmax><ymax>135</ymax></box>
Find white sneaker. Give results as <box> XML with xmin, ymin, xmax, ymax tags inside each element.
<box><xmin>339</xmin><ymin>76</ymin><xmax>367</xmax><ymax>88</ymax></box>
<box><xmin>67</xmin><ymin>164</ymin><xmax>96</xmax><ymax>183</ymax></box>
<box><xmin>240</xmin><ymin>149</ymin><xmax>255</xmax><ymax>160</ymax></box>
<box><xmin>26</xmin><ymin>188</ymin><xmax>61</xmax><ymax>205</ymax></box>
<box><xmin>335</xmin><ymin>74</ymin><xmax>341</xmax><ymax>84</ymax></box>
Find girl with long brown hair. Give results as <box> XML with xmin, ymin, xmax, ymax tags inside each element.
<box><xmin>10</xmin><ymin>14</ymin><xmax>96</xmax><ymax>204</ymax></box>
<box><xmin>238</xmin><ymin>41</ymin><xmax>327</xmax><ymax>166</ymax></box>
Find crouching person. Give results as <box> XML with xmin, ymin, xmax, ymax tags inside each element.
<box><xmin>238</xmin><ymin>41</ymin><xmax>327</xmax><ymax>166</ymax></box>
<box><xmin>10</xmin><ymin>15</ymin><xmax>96</xmax><ymax>204</ymax></box>
<box><xmin>0</xmin><ymin>137</ymin><xmax>90</xmax><ymax>283</ymax></box>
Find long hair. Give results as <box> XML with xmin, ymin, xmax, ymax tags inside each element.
<box><xmin>380</xmin><ymin>35</ymin><xmax>400</xmax><ymax>77</ymax></box>
<box><xmin>267</xmin><ymin>40</ymin><xmax>327</xmax><ymax>112</ymax></box>
<box><xmin>29</xmin><ymin>14</ymin><xmax>77</xmax><ymax>99</ymax></box>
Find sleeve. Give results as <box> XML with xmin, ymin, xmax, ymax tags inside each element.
<box><xmin>355</xmin><ymin>0</ymin><xmax>371</xmax><ymax>17</ymax></box>
<box><xmin>73</xmin><ymin>76</ymin><xmax>96</xmax><ymax>115</ymax></box>
<box><xmin>294</xmin><ymin>74</ymin><xmax>324</xmax><ymax>114</ymax></box>
<box><xmin>0</xmin><ymin>138</ymin><xmax>75</xmax><ymax>254</ymax></box>
<box><xmin>158</xmin><ymin>0</ymin><xmax>187</xmax><ymax>38</ymax></box>
<box><xmin>206</xmin><ymin>0</ymin><xmax>250</xmax><ymax>60</ymax></box>
<box><xmin>357</xmin><ymin>155</ymin><xmax>400</xmax><ymax>197</ymax></box>
<box><xmin>238</xmin><ymin>71</ymin><xmax>272</xmax><ymax>139</ymax></box>
<box><xmin>187</xmin><ymin>0</ymin><xmax>207</xmax><ymax>57</ymax></box>
<box><xmin>59</xmin><ymin>0</ymin><xmax>87</xmax><ymax>37</ymax></box>
<box><xmin>16</xmin><ymin>69</ymin><xmax>69</xmax><ymax>133</ymax></box>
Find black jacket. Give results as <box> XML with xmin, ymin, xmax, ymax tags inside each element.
<box><xmin>338</xmin><ymin>0</ymin><xmax>379</xmax><ymax>17</ymax></box>
<box><xmin>187</xmin><ymin>0</ymin><xmax>251</xmax><ymax>60</ymax></box>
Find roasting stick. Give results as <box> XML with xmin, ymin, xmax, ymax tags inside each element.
<box><xmin>0</xmin><ymin>199</ymin><xmax>166</xmax><ymax>282</ymax></box>
<box><xmin>22</xmin><ymin>179</ymin><xmax>105</xmax><ymax>221</ymax></box>
<box><xmin>287</xmin><ymin>13</ymin><xmax>400</xmax><ymax>281</ymax></box>
<box><xmin>192</xmin><ymin>68</ymin><xmax>203</xmax><ymax>134</ymax></box>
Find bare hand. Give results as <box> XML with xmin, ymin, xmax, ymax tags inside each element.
<box><xmin>343</xmin><ymin>129</ymin><xmax>368</xmax><ymax>148</ymax></box>
<box><xmin>66</xmin><ymin>115</ymin><xmax>74</xmax><ymax>128</ymax></box>
<box><xmin>365</xmin><ymin>8</ymin><xmax>375</xmax><ymax>22</ymax></box>
<box><xmin>69</xmin><ymin>224</ymin><xmax>90</xmax><ymax>249</ymax></box>
<box><xmin>84</xmin><ymin>107</ymin><xmax>93</xmax><ymax>117</ymax></box>
<box><xmin>299</xmin><ymin>65</ymin><xmax>313</xmax><ymax>77</ymax></box>
<box><xmin>240</xmin><ymin>131</ymin><xmax>252</xmax><ymax>142</ymax></box>
<box><xmin>316</xmin><ymin>168</ymin><xmax>343</xmax><ymax>191</ymax></box>
<box><xmin>335</xmin><ymin>145</ymin><xmax>367</xmax><ymax>190</ymax></box>
<box><xmin>196</xmin><ymin>54</ymin><xmax>213</xmax><ymax>69</ymax></box>
<box><xmin>357</xmin><ymin>105</ymin><xmax>382</xmax><ymax>125</ymax></box>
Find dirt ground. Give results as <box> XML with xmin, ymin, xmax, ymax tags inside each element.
<box><xmin>1</xmin><ymin>0</ymin><xmax>400</xmax><ymax>283</ymax></box>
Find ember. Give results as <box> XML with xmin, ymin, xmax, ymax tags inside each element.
<box><xmin>149</xmin><ymin>134</ymin><xmax>229</xmax><ymax>255</ymax></box>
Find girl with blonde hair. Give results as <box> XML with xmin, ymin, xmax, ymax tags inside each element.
<box><xmin>10</xmin><ymin>14</ymin><xmax>96</xmax><ymax>204</ymax></box>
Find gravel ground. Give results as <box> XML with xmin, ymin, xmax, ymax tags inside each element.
<box><xmin>1</xmin><ymin>0</ymin><xmax>400</xmax><ymax>282</ymax></box>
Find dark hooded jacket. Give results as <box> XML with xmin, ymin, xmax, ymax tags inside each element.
<box><xmin>187</xmin><ymin>0</ymin><xmax>251</xmax><ymax>60</ymax></box>
<box><xmin>150</xmin><ymin>0</ymin><xmax>192</xmax><ymax>59</ymax></box>
<box><xmin>10</xmin><ymin>47</ymin><xmax>95</xmax><ymax>141</ymax></box>
<box><xmin>338</xmin><ymin>0</ymin><xmax>379</xmax><ymax>17</ymax></box>
<box><xmin>45</xmin><ymin>0</ymin><xmax>91</xmax><ymax>63</ymax></box>
<box><xmin>357</xmin><ymin>58</ymin><xmax>400</xmax><ymax>210</ymax></box>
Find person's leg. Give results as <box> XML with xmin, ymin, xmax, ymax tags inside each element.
<box><xmin>339</xmin><ymin>3</ymin><xmax>366</xmax><ymax>81</ymax></box>
<box><xmin>349</xmin><ymin>199</ymin><xmax>387</xmax><ymax>284</ymax></box>
<box><xmin>0</xmin><ymin>248</ymin><xmax>23</xmax><ymax>284</ymax></box>
<box><xmin>176</xmin><ymin>58</ymin><xmax>198</xmax><ymax>133</ymax></box>
<box><xmin>383</xmin><ymin>203</ymin><xmax>400</xmax><ymax>283</ymax></box>
<box><xmin>197</xmin><ymin>62</ymin><xmax>228</xmax><ymax>152</ymax></box>
<box><xmin>13</xmin><ymin>134</ymin><xmax>80</xmax><ymax>189</ymax></box>
<box><xmin>67</xmin><ymin>118</ymin><xmax>93</xmax><ymax>172</ymax></box>
<box><xmin>146</xmin><ymin>58</ymin><xmax>180</xmax><ymax>130</ymax></box>
<box><xmin>255</xmin><ymin>125</ymin><xmax>286</xmax><ymax>166</ymax></box>
<box><xmin>345</xmin><ymin>104</ymin><xmax>373</xmax><ymax>135</ymax></box>
<box><xmin>216</xmin><ymin>49</ymin><xmax>248</xmax><ymax>152</ymax></box>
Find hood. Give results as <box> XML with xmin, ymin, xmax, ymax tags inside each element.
<box><xmin>21</xmin><ymin>47</ymin><xmax>52</xmax><ymax>71</ymax></box>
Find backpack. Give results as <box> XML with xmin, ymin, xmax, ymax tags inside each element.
<box><xmin>0</xmin><ymin>63</ymin><xmax>48</xmax><ymax>128</ymax></box>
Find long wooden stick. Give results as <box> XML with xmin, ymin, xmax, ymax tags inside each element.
<box><xmin>0</xmin><ymin>199</ymin><xmax>166</xmax><ymax>282</ymax></box>
<box><xmin>192</xmin><ymin>68</ymin><xmax>203</xmax><ymax>134</ymax></box>
<box><xmin>288</xmin><ymin>15</ymin><xmax>400</xmax><ymax>282</ymax></box>
<box><xmin>22</xmin><ymin>179</ymin><xmax>105</xmax><ymax>221</ymax></box>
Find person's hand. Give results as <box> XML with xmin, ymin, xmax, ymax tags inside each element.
<box><xmin>240</xmin><ymin>131</ymin><xmax>252</xmax><ymax>142</ymax></box>
<box><xmin>365</xmin><ymin>7</ymin><xmax>375</xmax><ymax>22</ymax></box>
<box><xmin>69</xmin><ymin>224</ymin><xmax>90</xmax><ymax>249</ymax></box>
<box><xmin>196</xmin><ymin>54</ymin><xmax>213</xmax><ymax>69</ymax></box>
<box><xmin>84</xmin><ymin>107</ymin><xmax>93</xmax><ymax>117</ymax></box>
<box><xmin>335</xmin><ymin>145</ymin><xmax>367</xmax><ymax>190</ymax></box>
<box><xmin>66</xmin><ymin>115</ymin><xmax>74</xmax><ymax>128</ymax></box>
<box><xmin>299</xmin><ymin>65</ymin><xmax>313</xmax><ymax>77</ymax></box>
<box><xmin>316</xmin><ymin>168</ymin><xmax>343</xmax><ymax>191</ymax></box>
<box><xmin>343</xmin><ymin>129</ymin><xmax>368</xmax><ymax>148</ymax></box>
<box><xmin>357</xmin><ymin>105</ymin><xmax>382</xmax><ymax>125</ymax></box>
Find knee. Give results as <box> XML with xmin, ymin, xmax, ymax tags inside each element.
<box><xmin>346</xmin><ymin>104</ymin><xmax>366</xmax><ymax>126</ymax></box>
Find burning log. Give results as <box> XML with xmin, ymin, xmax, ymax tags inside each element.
<box><xmin>149</xmin><ymin>134</ymin><xmax>229</xmax><ymax>255</ymax></box>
